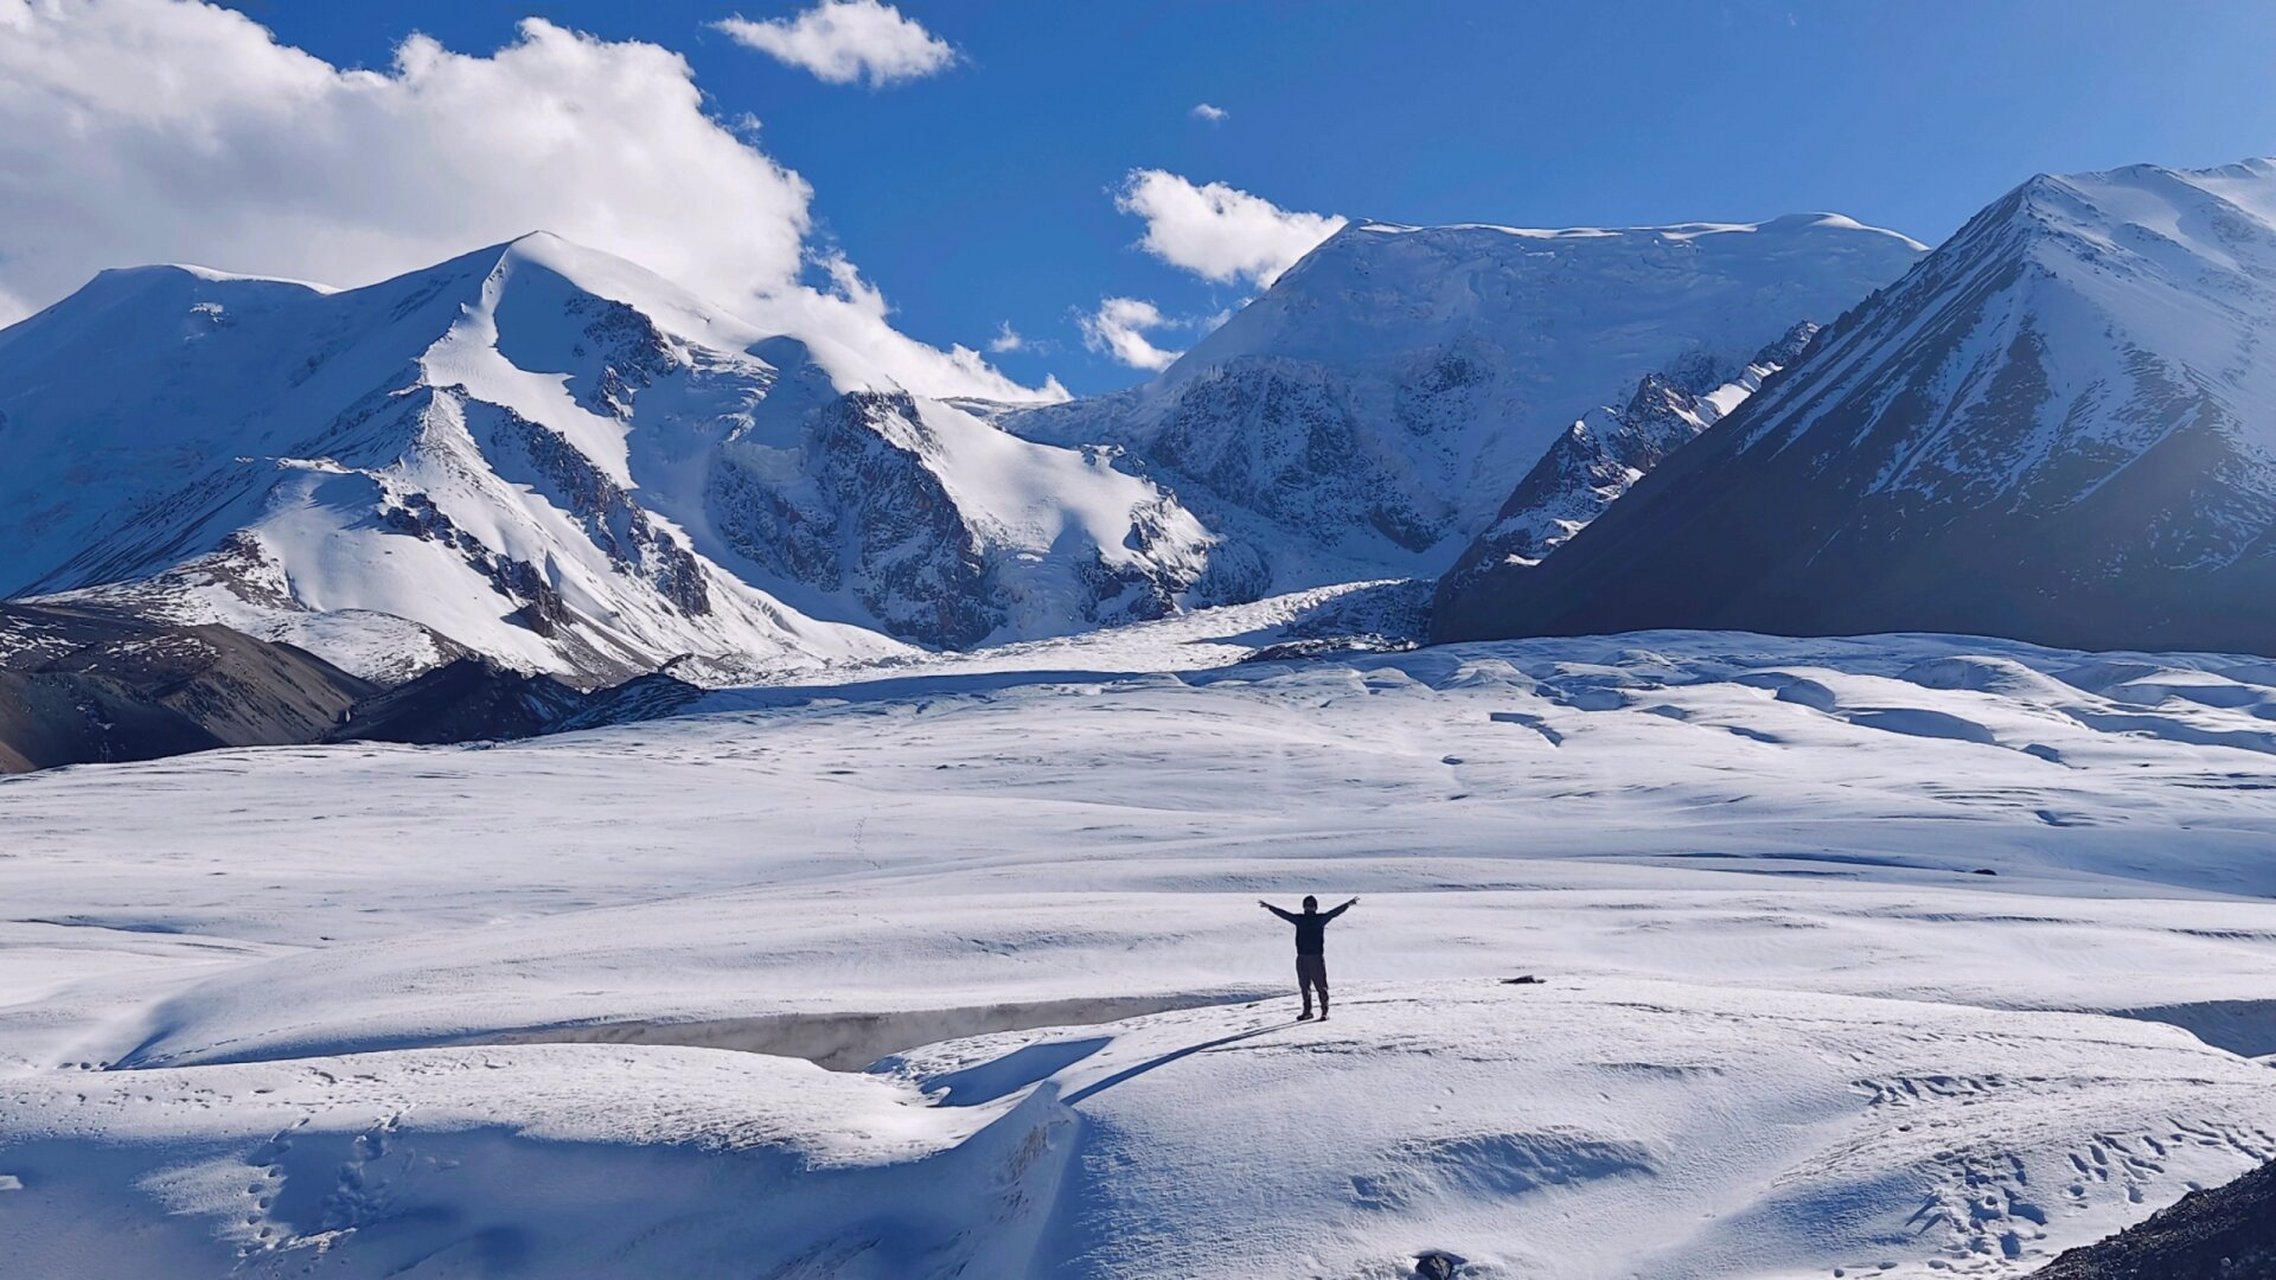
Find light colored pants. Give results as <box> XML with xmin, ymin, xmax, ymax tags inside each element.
<box><xmin>1297</xmin><ymin>954</ymin><xmax>1328</xmax><ymax>1010</ymax></box>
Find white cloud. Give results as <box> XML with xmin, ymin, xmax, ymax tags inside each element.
<box><xmin>1115</xmin><ymin>169</ymin><xmax>1346</xmax><ymax>288</ymax></box>
<box><xmin>986</xmin><ymin>321</ymin><xmax>1025</xmax><ymax>353</ymax></box>
<box><xmin>714</xmin><ymin>1</ymin><xmax>955</xmax><ymax>87</ymax></box>
<box><xmin>1190</xmin><ymin>102</ymin><xmax>1228</xmax><ymax>123</ymax></box>
<box><xmin>773</xmin><ymin>254</ymin><xmax>1068</xmax><ymax>401</ymax></box>
<box><xmin>0</xmin><ymin>0</ymin><xmax>1052</xmax><ymax>402</ymax></box>
<box><xmin>1079</xmin><ymin>297</ymin><xmax>1181</xmax><ymax>372</ymax></box>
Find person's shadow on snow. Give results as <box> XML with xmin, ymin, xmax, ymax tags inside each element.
<box><xmin>1064</xmin><ymin>1021</ymin><xmax>1296</xmax><ymax>1105</ymax></box>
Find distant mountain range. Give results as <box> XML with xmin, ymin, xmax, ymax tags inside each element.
<box><xmin>14</xmin><ymin>155</ymin><xmax>2276</xmax><ymax>768</ymax></box>
<box><xmin>1432</xmin><ymin>159</ymin><xmax>2276</xmax><ymax>656</ymax></box>
<box><xmin>0</xmin><ymin>211</ymin><xmax>1918</xmax><ymax>695</ymax></box>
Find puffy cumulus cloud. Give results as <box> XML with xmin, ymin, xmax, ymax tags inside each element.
<box><xmin>0</xmin><ymin>4</ymin><xmax>807</xmax><ymax>321</ymax></box>
<box><xmin>714</xmin><ymin>1</ymin><xmax>956</xmax><ymax>87</ymax></box>
<box><xmin>1079</xmin><ymin>297</ymin><xmax>1182</xmax><ymax>372</ymax></box>
<box><xmin>1115</xmin><ymin>169</ymin><xmax>1346</xmax><ymax>288</ymax></box>
<box><xmin>986</xmin><ymin>321</ymin><xmax>1025</xmax><ymax>354</ymax></box>
<box><xmin>1190</xmin><ymin>102</ymin><xmax>1229</xmax><ymax>123</ymax></box>
<box><xmin>0</xmin><ymin>0</ymin><xmax>1052</xmax><ymax>402</ymax></box>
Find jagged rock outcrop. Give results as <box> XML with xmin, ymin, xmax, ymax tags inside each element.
<box><xmin>701</xmin><ymin>354</ymin><xmax>1214</xmax><ymax>650</ymax></box>
<box><xmin>330</xmin><ymin>657</ymin><xmax>587</xmax><ymax>745</ymax></box>
<box><xmin>1435</xmin><ymin>322</ymin><xmax>1819</xmax><ymax>607</ymax></box>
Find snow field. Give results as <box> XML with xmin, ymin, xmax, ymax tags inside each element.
<box><xmin>5</xmin><ymin>617</ymin><xmax>2276</xmax><ymax>1275</ymax></box>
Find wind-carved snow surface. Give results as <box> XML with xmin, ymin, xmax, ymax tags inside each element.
<box><xmin>1007</xmin><ymin>215</ymin><xmax>1923</xmax><ymax>591</ymax></box>
<box><xmin>0</xmin><ymin>234</ymin><xmax>1214</xmax><ymax>681</ymax></box>
<box><xmin>6</xmin><ymin>615</ymin><xmax>2276</xmax><ymax>1277</ymax></box>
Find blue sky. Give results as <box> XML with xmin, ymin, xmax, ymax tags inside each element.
<box><xmin>75</xmin><ymin>2</ymin><xmax>2276</xmax><ymax>392</ymax></box>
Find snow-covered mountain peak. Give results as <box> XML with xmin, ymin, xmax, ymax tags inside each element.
<box><xmin>0</xmin><ymin>232</ymin><xmax>1216</xmax><ymax>680</ymax></box>
<box><xmin>1739</xmin><ymin>210</ymin><xmax>1928</xmax><ymax>245</ymax></box>
<box><xmin>89</xmin><ymin>260</ymin><xmax>335</xmax><ymax>297</ymax></box>
<box><xmin>2034</xmin><ymin>163</ymin><xmax>2276</xmax><ymax>315</ymax></box>
<box><xmin>1732</xmin><ymin>155</ymin><xmax>2276</xmax><ymax>471</ymax></box>
<box><xmin>1009</xmin><ymin>208</ymin><xmax>1920</xmax><ymax>595</ymax></box>
<box><xmin>1435</xmin><ymin>154</ymin><xmax>2276</xmax><ymax>656</ymax></box>
<box><xmin>1141</xmin><ymin>210</ymin><xmax>1924</xmax><ymax>447</ymax></box>
<box><xmin>466</xmin><ymin>232</ymin><xmax>773</xmax><ymax>365</ymax></box>
<box><xmin>2020</xmin><ymin>156</ymin><xmax>2276</xmax><ymax>219</ymax></box>
<box><xmin>458</xmin><ymin>232</ymin><xmax>920</xmax><ymax>405</ymax></box>
<box><xmin>1329</xmin><ymin>210</ymin><xmax>1922</xmax><ymax>247</ymax></box>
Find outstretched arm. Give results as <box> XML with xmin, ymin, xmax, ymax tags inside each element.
<box><xmin>1259</xmin><ymin>901</ymin><xmax>1298</xmax><ymax>922</ymax></box>
<box><xmin>1324</xmin><ymin>896</ymin><xmax>1359</xmax><ymax>920</ymax></box>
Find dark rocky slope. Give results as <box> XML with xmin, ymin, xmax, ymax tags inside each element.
<box><xmin>0</xmin><ymin>603</ymin><xmax>700</xmax><ymax>772</ymax></box>
<box><xmin>2033</xmin><ymin>1159</ymin><xmax>2276</xmax><ymax>1279</ymax></box>
<box><xmin>0</xmin><ymin>601</ymin><xmax>374</xmax><ymax>772</ymax></box>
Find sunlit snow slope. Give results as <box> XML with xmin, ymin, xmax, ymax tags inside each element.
<box><xmin>4</xmin><ymin>617</ymin><xmax>2276</xmax><ymax>1277</ymax></box>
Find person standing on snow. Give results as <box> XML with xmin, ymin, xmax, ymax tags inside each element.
<box><xmin>1258</xmin><ymin>894</ymin><xmax>1358</xmax><ymax>1020</ymax></box>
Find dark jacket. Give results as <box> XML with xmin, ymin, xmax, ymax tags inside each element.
<box><xmin>1268</xmin><ymin>902</ymin><xmax>1350</xmax><ymax>955</ymax></box>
